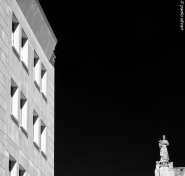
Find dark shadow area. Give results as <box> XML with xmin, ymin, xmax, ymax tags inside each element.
<box><xmin>39</xmin><ymin>0</ymin><xmax>184</xmax><ymax>175</ymax></box>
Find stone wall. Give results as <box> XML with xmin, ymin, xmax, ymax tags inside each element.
<box><xmin>174</xmin><ymin>168</ymin><xmax>185</xmax><ymax>176</ymax></box>
<box><xmin>155</xmin><ymin>165</ymin><xmax>185</xmax><ymax>176</ymax></box>
<box><xmin>0</xmin><ymin>0</ymin><xmax>55</xmax><ymax>176</ymax></box>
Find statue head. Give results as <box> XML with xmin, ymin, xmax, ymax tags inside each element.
<box><xmin>163</xmin><ymin>135</ymin><xmax>166</xmax><ymax>139</ymax></box>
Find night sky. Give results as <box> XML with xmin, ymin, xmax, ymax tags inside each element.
<box><xmin>39</xmin><ymin>0</ymin><xmax>184</xmax><ymax>175</ymax></box>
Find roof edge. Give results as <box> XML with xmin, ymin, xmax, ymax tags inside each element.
<box><xmin>34</xmin><ymin>0</ymin><xmax>58</xmax><ymax>44</ymax></box>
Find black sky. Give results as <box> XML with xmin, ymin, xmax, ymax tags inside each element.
<box><xmin>39</xmin><ymin>0</ymin><xmax>184</xmax><ymax>175</ymax></box>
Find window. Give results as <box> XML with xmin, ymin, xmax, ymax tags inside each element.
<box><xmin>41</xmin><ymin>63</ymin><xmax>47</xmax><ymax>100</ymax></box>
<box><xmin>20</xmin><ymin>93</ymin><xmax>28</xmax><ymax>136</ymax></box>
<box><xmin>33</xmin><ymin>51</ymin><xmax>40</xmax><ymax>90</ymax></box>
<box><xmin>19</xmin><ymin>165</ymin><xmax>26</xmax><ymax>176</ymax></box>
<box><xmin>21</xmin><ymin>29</ymin><xmax>29</xmax><ymax>72</ymax></box>
<box><xmin>11</xmin><ymin>79</ymin><xmax>19</xmax><ymax>125</ymax></box>
<box><xmin>9</xmin><ymin>156</ymin><xmax>17</xmax><ymax>176</ymax></box>
<box><xmin>33</xmin><ymin>110</ymin><xmax>40</xmax><ymax>150</ymax></box>
<box><xmin>12</xmin><ymin>13</ymin><xmax>20</xmax><ymax>58</ymax></box>
<box><xmin>41</xmin><ymin>120</ymin><xmax>47</xmax><ymax>158</ymax></box>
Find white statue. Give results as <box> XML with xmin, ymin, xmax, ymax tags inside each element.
<box><xmin>159</xmin><ymin>135</ymin><xmax>169</xmax><ymax>162</ymax></box>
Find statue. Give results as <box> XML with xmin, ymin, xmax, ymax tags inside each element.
<box><xmin>159</xmin><ymin>135</ymin><xmax>169</xmax><ymax>162</ymax></box>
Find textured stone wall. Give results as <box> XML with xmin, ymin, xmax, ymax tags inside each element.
<box><xmin>174</xmin><ymin>168</ymin><xmax>185</xmax><ymax>176</ymax></box>
<box><xmin>0</xmin><ymin>0</ymin><xmax>55</xmax><ymax>176</ymax></box>
<box><xmin>155</xmin><ymin>167</ymin><xmax>185</xmax><ymax>176</ymax></box>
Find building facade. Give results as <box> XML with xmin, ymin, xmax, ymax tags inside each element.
<box><xmin>0</xmin><ymin>0</ymin><xmax>57</xmax><ymax>176</ymax></box>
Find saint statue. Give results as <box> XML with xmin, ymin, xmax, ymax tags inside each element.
<box><xmin>159</xmin><ymin>135</ymin><xmax>169</xmax><ymax>162</ymax></box>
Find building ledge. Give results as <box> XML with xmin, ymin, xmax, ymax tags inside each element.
<box><xmin>41</xmin><ymin>92</ymin><xmax>47</xmax><ymax>103</ymax></box>
<box><xmin>41</xmin><ymin>151</ymin><xmax>47</xmax><ymax>160</ymax></box>
<box><xmin>33</xmin><ymin>141</ymin><xmax>40</xmax><ymax>151</ymax></box>
<box><xmin>10</xmin><ymin>113</ymin><xmax>19</xmax><ymax>127</ymax></box>
<box><xmin>21</xmin><ymin>61</ymin><xmax>29</xmax><ymax>75</ymax></box>
<box><xmin>12</xmin><ymin>46</ymin><xmax>20</xmax><ymax>60</ymax></box>
<box><xmin>34</xmin><ymin>80</ymin><xmax>40</xmax><ymax>92</ymax></box>
<box><xmin>20</xmin><ymin>125</ymin><xmax>28</xmax><ymax>138</ymax></box>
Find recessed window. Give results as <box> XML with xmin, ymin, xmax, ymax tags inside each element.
<box><xmin>11</xmin><ymin>79</ymin><xmax>19</xmax><ymax>125</ymax></box>
<box><xmin>12</xmin><ymin>13</ymin><xmax>20</xmax><ymax>58</ymax></box>
<box><xmin>20</xmin><ymin>92</ymin><xmax>28</xmax><ymax>136</ymax></box>
<box><xmin>41</xmin><ymin>120</ymin><xmax>46</xmax><ymax>157</ymax></box>
<box><xmin>21</xmin><ymin>29</ymin><xmax>29</xmax><ymax>73</ymax></box>
<box><xmin>9</xmin><ymin>156</ymin><xmax>17</xmax><ymax>176</ymax></box>
<box><xmin>41</xmin><ymin>63</ymin><xmax>47</xmax><ymax>100</ymax></box>
<box><xmin>34</xmin><ymin>51</ymin><xmax>40</xmax><ymax>91</ymax></box>
<box><xmin>33</xmin><ymin>110</ymin><xmax>40</xmax><ymax>150</ymax></box>
<box><xmin>19</xmin><ymin>165</ymin><xmax>26</xmax><ymax>176</ymax></box>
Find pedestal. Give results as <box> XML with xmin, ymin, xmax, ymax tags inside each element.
<box><xmin>155</xmin><ymin>161</ymin><xmax>175</xmax><ymax>176</ymax></box>
<box><xmin>160</xmin><ymin>167</ymin><xmax>169</xmax><ymax>176</ymax></box>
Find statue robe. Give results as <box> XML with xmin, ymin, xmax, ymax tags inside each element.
<box><xmin>160</xmin><ymin>139</ymin><xmax>169</xmax><ymax>161</ymax></box>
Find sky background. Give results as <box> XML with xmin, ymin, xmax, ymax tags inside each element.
<box><xmin>39</xmin><ymin>1</ymin><xmax>184</xmax><ymax>175</ymax></box>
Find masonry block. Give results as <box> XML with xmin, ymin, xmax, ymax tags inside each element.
<box><xmin>0</xmin><ymin>35</ymin><xmax>7</xmax><ymax>57</ymax></box>
<box><xmin>19</xmin><ymin>151</ymin><xmax>29</xmax><ymax>172</ymax></box>
<box><xmin>39</xmin><ymin>154</ymin><xmax>47</xmax><ymax>175</ymax></box>
<box><xmin>0</xmin><ymin>94</ymin><xmax>6</xmax><ymax>110</ymax></box>
<box><xmin>0</xmin><ymin>59</ymin><xmax>7</xmax><ymax>77</ymax></box>
<box><xmin>6</xmin><ymin>136</ymin><xmax>18</xmax><ymax>161</ymax></box>
<box><xmin>7</xmin><ymin>117</ymin><xmax>19</xmax><ymax>146</ymax></box>
<box><xmin>0</xmin><ymin>165</ymin><xmax>5</xmax><ymax>176</ymax></box>
<box><xmin>48</xmin><ymin>137</ymin><xmax>54</xmax><ymax>153</ymax></box>
<box><xmin>0</xmin><ymin>82</ymin><xmax>7</xmax><ymax>100</ymax></box>
<box><xmin>47</xmin><ymin>164</ymin><xmax>54</xmax><ymax>176</ymax></box>
<box><xmin>48</xmin><ymin>112</ymin><xmax>54</xmax><ymax>127</ymax></box>
<box><xmin>0</xmin><ymin>117</ymin><xmax>5</xmax><ymax>133</ymax></box>
<box><xmin>0</xmin><ymin>129</ymin><xmax>5</xmax><ymax>145</ymax></box>
<box><xmin>0</xmin><ymin>48</ymin><xmax>7</xmax><ymax>67</ymax></box>
<box><xmin>48</xmin><ymin>129</ymin><xmax>54</xmax><ymax>144</ymax></box>
<box><xmin>0</xmin><ymin>106</ymin><xmax>6</xmax><ymax>122</ymax></box>
<box><xmin>0</xmin><ymin>18</ymin><xmax>9</xmax><ymax>46</ymax></box>
<box><xmin>0</xmin><ymin>0</ymin><xmax>9</xmax><ymax>15</ymax></box>
<box><xmin>0</xmin><ymin>153</ymin><xmax>5</xmax><ymax>168</ymax></box>
<box><xmin>48</xmin><ymin>145</ymin><xmax>54</xmax><ymax>160</ymax></box>
<box><xmin>48</xmin><ymin>119</ymin><xmax>54</xmax><ymax>135</ymax></box>
<box><xmin>29</xmin><ymin>139</ymin><xmax>40</xmax><ymax>168</ymax></box>
<box><xmin>19</xmin><ymin>130</ymin><xmax>29</xmax><ymax>157</ymax></box>
<box><xmin>29</xmin><ymin>164</ymin><xmax>38</xmax><ymax>176</ymax></box>
<box><xmin>48</xmin><ymin>104</ymin><xmax>54</xmax><ymax>118</ymax></box>
<box><xmin>0</xmin><ymin>71</ymin><xmax>7</xmax><ymax>88</ymax></box>
<box><xmin>48</xmin><ymin>155</ymin><xmax>54</xmax><ymax>169</ymax></box>
<box><xmin>0</xmin><ymin>142</ymin><xmax>5</xmax><ymax>156</ymax></box>
<box><xmin>0</xmin><ymin>25</ymin><xmax>8</xmax><ymax>48</ymax></box>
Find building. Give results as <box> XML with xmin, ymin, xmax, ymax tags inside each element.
<box><xmin>0</xmin><ymin>0</ymin><xmax>57</xmax><ymax>176</ymax></box>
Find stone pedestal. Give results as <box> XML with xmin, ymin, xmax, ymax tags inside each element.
<box><xmin>174</xmin><ymin>168</ymin><xmax>185</xmax><ymax>176</ymax></box>
<box><xmin>154</xmin><ymin>161</ymin><xmax>185</xmax><ymax>176</ymax></box>
<box><xmin>168</xmin><ymin>168</ymin><xmax>175</xmax><ymax>176</ymax></box>
<box><xmin>155</xmin><ymin>161</ymin><xmax>160</xmax><ymax>176</ymax></box>
<box><xmin>155</xmin><ymin>161</ymin><xmax>175</xmax><ymax>176</ymax></box>
<box><xmin>160</xmin><ymin>167</ymin><xmax>170</xmax><ymax>176</ymax></box>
